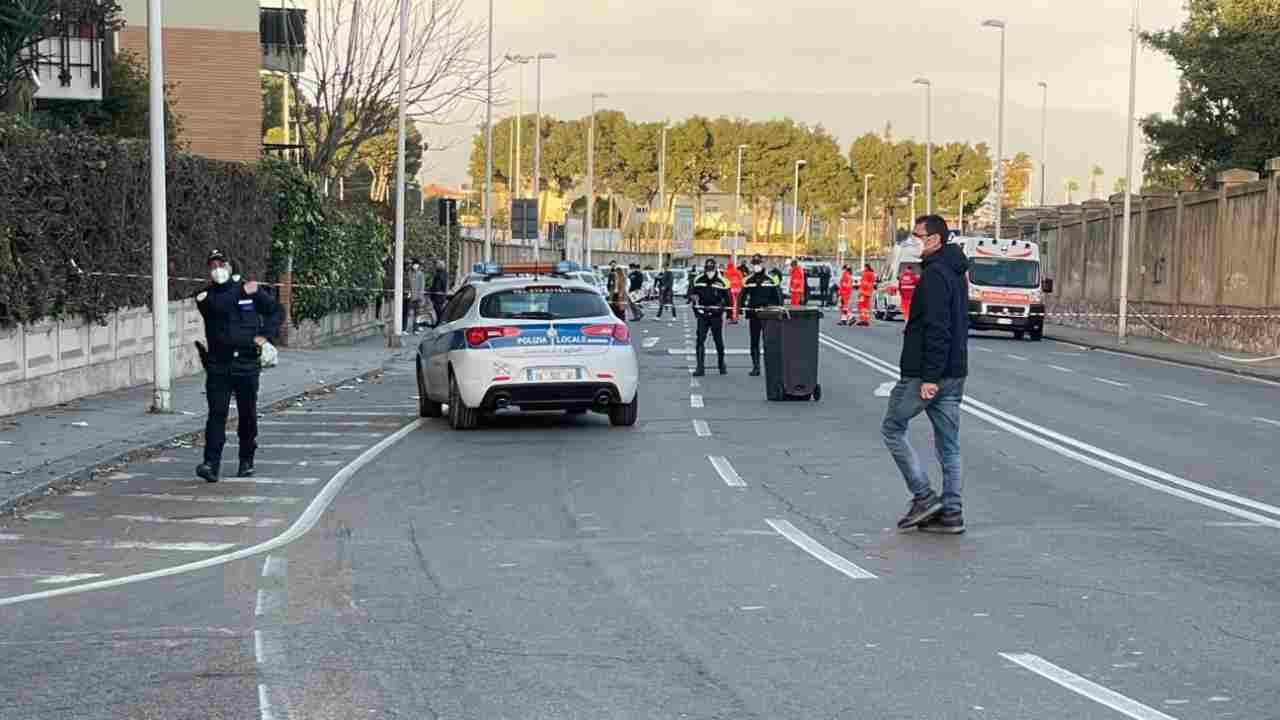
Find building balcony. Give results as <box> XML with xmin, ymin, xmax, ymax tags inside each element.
<box><xmin>32</xmin><ymin>24</ymin><xmax>104</xmax><ymax>102</ymax></box>
<box><xmin>260</xmin><ymin>7</ymin><xmax>306</xmax><ymax>74</ymax></box>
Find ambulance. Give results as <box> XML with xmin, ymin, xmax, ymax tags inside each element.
<box><xmin>871</xmin><ymin>239</ymin><xmax>924</xmax><ymax>321</ymax></box>
<box><xmin>950</xmin><ymin>235</ymin><xmax>1052</xmax><ymax>341</ymax></box>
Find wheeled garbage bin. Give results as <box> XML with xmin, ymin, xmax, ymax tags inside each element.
<box><xmin>757</xmin><ymin>307</ymin><xmax>823</xmax><ymax>401</ymax></box>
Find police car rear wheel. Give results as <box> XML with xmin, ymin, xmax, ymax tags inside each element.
<box><xmin>448</xmin><ymin>373</ymin><xmax>478</xmax><ymax>430</ymax></box>
<box><xmin>417</xmin><ymin>360</ymin><xmax>443</xmax><ymax>418</ymax></box>
<box><xmin>609</xmin><ymin>394</ymin><xmax>639</xmax><ymax>427</ymax></box>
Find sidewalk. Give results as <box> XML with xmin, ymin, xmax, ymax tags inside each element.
<box><xmin>0</xmin><ymin>334</ymin><xmax>414</xmax><ymax>511</ymax></box>
<box><xmin>1043</xmin><ymin>323</ymin><xmax>1280</xmax><ymax>382</ymax></box>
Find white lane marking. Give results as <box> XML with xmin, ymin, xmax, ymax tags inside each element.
<box><xmin>252</xmin><ymin>459</ymin><xmax>342</xmax><ymax>467</ymax></box>
<box><xmin>125</xmin><ymin>493</ymin><xmax>301</xmax><ymax>506</ymax></box>
<box><xmin>708</xmin><ymin>455</ymin><xmax>745</xmax><ymax>487</ymax></box>
<box><xmin>258</xmin><ymin>684</ymin><xmax>280</xmax><ymax>720</ymax></box>
<box><xmin>36</xmin><ymin>573</ymin><xmax>104</xmax><ymax>585</ymax></box>
<box><xmin>225</xmin><ymin>443</ymin><xmax>367</xmax><ymax>450</ymax></box>
<box><xmin>1000</xmin><ymin>652</ymin><xmax>1178</xmax><ymax>720</ymax></box>
<box><xmin>1049</xmin><ymin>365</ymin><xmax>1075</xmax><ymax>373</ymax></box>
<box><xmin>260</xmin><ymin>431</ymin><xmax>384</xmax><ymax>438</ymax></box>
<box><xmin>692</xmin><ymin>420</ymin><xmax>711</xmax><ymax>437</ymax></box>
<box><xmin>764</xmin><ymin>519</ymin><xmax>877</xmax><ymax>580</ymax></box>
<box><xmin>667</xmin><ymin>348</ymin><xmax>751</xmax><ymax>355</ymax></box>
<box><xmin>0</xmin><ymin>534</ymin><xmax>234</xmax><ymax>552</ymax></box>
<box><xmin>1254</xmin><ymin>416</ymin><xmax>1280</xmax><ymax>428</ymax></box>
<box><xmin>1006</xmin><ymin>354</ymin><xmax>1029</xmax><ymax>361</ymax></box>
<box><xmin>254</xmin><ymin>587</ymin><xmax>284</xmax><ymax>617</ymax></box>
<box><xmin>975</xmin><ymin>347</ymin><xmax>994</xmax><ymax>353</ymax></box>
<box><xmin>263</xmin><ymin>555</ymin><xmax>287</xmax><ymax>579</ymax></box>
<box><xmin>1158</xmin><ymin>394</ymin><xmax>1207</xmax><ymax>408</ymax></box>
<box><xmin>1093</xmin><ymin>377</ymin><xmax>1131</xmax><ymax>388</ymax></box>
<box><xmin>1050</xmin><ymin>351</ymin><xmax>1085</xmax><ymax>357</ymax></box>
<box><xmin>819</xmin><ymin>335</ymin><xmax>1280</xmax><ymax>527</ymax></box>
<box><xmin>642</xmin><ymin>337</ymin><xmax>660</xmax><ymax>348</ymax></box>
<box><xmin>874</xmin><ymin>381</ymin><xmax>895</xmax><ymax>397</ymax></box>
<box><xmin>218</xmin><ymin>477</ymin><xmax>321</xmax><ymax>487</ymax></box>
<box><xmin>66</xmin><ymin>491</ymin><xmax>97</xmax><ymax>497</ymax></box>
<box><xmin>1092</xmin><ymin>348</ymin><xmax>1280</xmax><ymax>389</ymax></box>
<box><xmin>690</xmin><ymin>379</ymin><xmax>700</xmax><ymax>388</ymax></box>
<box><xmin>690</xmin><ymin>394</ymin><xmax>704</xmax><ymax>408</ymax></box>
<box><xmin>258</xmin><ymin>421</ymin><xmax>395</xmax><ymax>427</ymax></box>
<box><xmin>279</xmin><ymin>411</ymin><xmax>407</xmax><ymax>416</ymax></box>
<box><xmin>0</xmin><ymin>420</ymin><xmax>422</xmax><ymax>607</ymax></box>
<box><xmin>23</xmin><ymin>511</ymin><xmax>65</xmax><ymax>520</ymax></box>
<box><xmin>114</xmin><ymin>514</ymin><xmax>282</xmax><ymax>528</ymax></box>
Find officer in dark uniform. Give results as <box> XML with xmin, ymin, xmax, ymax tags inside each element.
<box><xmin>689</xmin><ymin>258</ymin><xmax>730</xmax><ymax>376</ymax></box>
<box><xmin>194</xmin><ymin>250</ymin><xmax>282</xmax><ymax>482</ymax></box>
<box><xmin>741</xmin><ymin>253</ymin><xmax>783</xmax><ymax>376</ymax></box>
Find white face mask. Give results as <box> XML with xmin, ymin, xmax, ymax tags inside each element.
<box><xmin>752</xmin><ymin>264</ymin><xmax>762</xmax><ymax>273</ymax></box>
<box><xmin>210</xmin><ymin>267</ymin><xmax>231</xmax><ymax>285</ymax></box>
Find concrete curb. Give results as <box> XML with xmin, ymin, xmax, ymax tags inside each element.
<box><xmin>0</xmin><ymin>354</ymin><xmax>410</xmax><ymax>514</ymax></box>
<box><xmin>1043</xmin><ymin>332</ymin><xmax>1280</xmax><ymax>384</ymax></box>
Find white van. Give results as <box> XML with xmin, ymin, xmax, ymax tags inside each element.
<box><xmin>872</xmin><ymin>239</ymin><xmax>924</xmax><ymax>321</ymax></box>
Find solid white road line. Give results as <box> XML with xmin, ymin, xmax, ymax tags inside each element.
<box><xmin>1000</xmin><ymin>652</ymin><xmax>1178</xmax><ymax>720</ymax></box>
<box><xmin>692</xmin><ymin>420</ymin><xmax>711</xmax><ymax>437</ymax></box>
<box><xmin>818</xmin><ymin>334</ymin><xmax>1280</xmax><ymax>528</ymax></box>
<box><xmin>975</xmin><ymin>347</ymin><xmax>994</xmax><ymax>353</ymax></box>
<box><xmin>258</xmin><ymin>421</ymin><xmax>396</xmax><ymax>427</ymax></box>
<box><xmin>254</xmin><ymin>587</ymin><xmax>283</xmax><ymax>618</ymax></box>
<box><xmin>765</xmin><ymin>519</ymin><xmax>877</xmax><ymax>580</ymax></box>
<box><xmin>125</xmin><ymin>493</ymin><xmax>302</xmax><ymax>506</ymax></box>
<box><xmin>226</xmin><ymin>443</ymin><xmax>367</xmax><ymax>450</ymax></box>
<box><xmin>280</xmin><ymin>411</ymin><xmax>407</xmax><ymax>416</ymax></box>
<box><xmin>708</xmin><ymin>455</ymin><xmax>746</xmax><ymax>487</ymax></box>
<box><xmin>667</xmin><ymin>348</ymin><xmax>751</xmax><ymax>355</ymax></box>
<box><xmin>1049</xmin><ymin>365</ymin><xmax>1075</xmax><ymax>373</ymax></box>
<box><xmin>251</xmin><ymin>459</ymin><xmax>342</xmax><ymax>467</ymax></box>
<box><xmin>1093</xmin><ymin>377</ymin><xmax>1131</xmax><ymax>388</ymax></box>
<box><xmin>0</xmin><ymin>420</ymin><xmax>423</xmax><ymax>607</ymax></box>
<box><xmin>642</xmin><ymin>337</ymin><xmax>660</xmax><ymax>348</ymax></box>
<box><xmin>154</xmin><ymin>476</ymin><xmax>321</xmax><ymax>486</ymax></box>
<box><xmin>1158</xmin><ymin>394</ymin><xmax>1208</xmax><ymax>408</ymax></box>
<box><xmin>690</xmin><ymin>394</ymin><xmax>704</xmax><ymax>409</ymax></box>
<box><xmin>1253</xmin><ymin>416</ymin><xmax>1280</xmax><ymax>428</ymax></box>
<box><xmin>0</xmin><ymin>534</ymin><xmax>234</xmax><ymax>552</ymax></box>
<box><xmin>1006</xmin><ymin>354</ymin><xmax>1029</xmax><ymax>361</ymax></box>
<box><xmin>114</xmin><ymin>514</ymin><xmax>282</xmax><ymax>528</ymax></box>
<box><xmin>260</xmin><ymin>431</ymin><xmax>384</xmax><ymax>438</ymax></box>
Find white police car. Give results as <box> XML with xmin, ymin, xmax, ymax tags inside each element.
<box><xmin>415</xmin><ymin>261</ymin><xmax>640</xmax><ymax>430</ymax></box>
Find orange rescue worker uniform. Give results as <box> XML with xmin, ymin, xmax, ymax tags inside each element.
<box><xmin>789</xmin><ymin>263</ymin><xmax>806</xmax><ymax>307</ymax></box>
<box><xmin>898</xmin><ymin>266</ymin><xmax>919</xmax><ymax>321</ymax></box>
<box><xmin>837</xmin><ymin>267</ymin><xmax>855</xmax><ymax>325</ymax></box>
<box><xmin>725</xmin><ymin>263</ymin><xmax>744</xmax><ymax>323</ymax></box>
<box><xmin>858</xmin><ymin>265</ymin><xmax>875</xmax><ymax>326</ymax></box>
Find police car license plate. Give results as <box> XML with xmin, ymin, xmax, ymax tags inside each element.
<box><xmin>528</xmin><ymin>367</ymin><xmax>580</xmax><ymax>382</ymax></box>
<box><xmin>997</xmin><ymin>318</ymin><xmax>1013</xmax><ymax>325</ymax></box>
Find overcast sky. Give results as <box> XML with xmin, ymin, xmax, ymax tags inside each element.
<box><xmin>420</xmin><ymin>1</ymin><xmax>1188</xmax><ymax>192</ymax></box>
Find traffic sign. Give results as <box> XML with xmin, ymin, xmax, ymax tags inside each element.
<box><xmin>511</xmin><ymin>199</ymin><xmax>539</xmax><ymax>240</ymax></box>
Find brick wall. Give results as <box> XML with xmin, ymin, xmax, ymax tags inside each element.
<box><xmin>118</xmin><ymin>27</ymin><xmax>262</xmax><ymax>163</ymax></box>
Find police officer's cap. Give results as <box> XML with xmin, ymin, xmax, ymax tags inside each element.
<box><xmin>751</xmin><ymin>254</ymin><xmax>764</xmax><ymax>264</ymax></box>
<box><xmin>207</xmin><ymin>249</ymin><xmax>228</xmax><ymax>264</ymax></box>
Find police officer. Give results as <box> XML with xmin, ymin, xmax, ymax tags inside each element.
<box><xmin>741</xmin><ymin>254</ymin><xmax>783</xmax><ymax>376</ymax></box>
<box><xmin>689</xmin><ymin>258</ymin><xmax>730</xmax><ymax>376</ymax></box>
<box><xmin>194</xmin><ymin>250</ymin><xmax>282</xmax><ymax>482</ymax></box>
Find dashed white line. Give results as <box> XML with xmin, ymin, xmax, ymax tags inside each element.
<box><xmin>124</xmin><ymin>493</ymin><xmax>302</xmax><ymax>506</ymax></box>
<box><xmin>23</xmin><ymin>510</ymin><xmax>65</xmax><ymax>520</ymax></box>
<box><xmin>279</xmin><ymin>411</ymin><xmax>406</xmax><ymax>416</ymax></box>
<box><xmin>764</xmin><ymin>519</ymin><xmax>877</xmax><ymax>580</ymax></box>
<box><xmin>36</xmin><ymin>573</ymin><xmax>104</xmax><ymax>585</ymax></box>
<box><xmin>226</xmin><ymin>443</ymin><xmax>366</xmax><ymax>450</ymax></box>
<box><xmin>1158</xmin><ymin>394</ymin><xmax>1207</xmax><ymax>408</ymax></box>
<box><xmin>1048</xmin><ymin>365</ymin><xmax>1074</xmax><ymax>373</ymax></box>
<box><xmin>642</xmin><ymin>337</ymin><xmax>660</xmax><ymax>348</ymax></box>
<box><xmin>1006</xmin><ymin>354</ymin><xmax>1029</xmax><ymax>361</ymax></box>
<box><xmin>690</xmin><ymin>378</ymin><xmax>700</xmax><ymax>388</ymax></box>
<box><xmin>218</xmin><ymin>477</ymin><xmax>322</xmax><ymax>486</ymax></box>
<box><xmin>1093</xmin><ymin>377</ymin><xmax>1131</xmax><ymax>388</ymax></box>
<box><xmin>0</xmin><ymin>533</ymin><xmax>234</xmax><ymax>552</ymax></box>
<box><xmin>692</xmin><ymin>420</ymin><xmax>711</xmax><ymax>437</ymax></box>
<box><xmin>708</xmin><ymin>456</ymin><xmax>745</xmax><ymax>487</ymax></box>
<box><xmin>252</xmin><ymin>459</ymin><xmax>342</xmax><ymax>467</ymax></box>
<box><xmin>258</xmin><ymin>421</ymin><xmax>395</xmax><ymax>427</ymax></box>
<box><xmin>1254</xmin><ymin>416</ymin><xmax>1280</xmax><ymax>428</ymax></box>
<box><xmin>1000</xmin><ymin>652</ymin><xmax>1178</xmax><ymax>720</ymax></box>
<box><xmin>260</xmin><ymin>431</ymin><xmax>384</xmax><ymax>438</ymax></box>
<box><xmin>975</xmin><ymin>347</ymin><xmax>994</xmax><ymax>353</ymax></box>
<box><xmin>114</xmin><ymin>514</ymin><xmax>283</xmax><ymax>528</ymax></box>
<box><xmin>690</xmin><ymin>394</ymin><xmax>704</xmax><ymax>409</ymax></box>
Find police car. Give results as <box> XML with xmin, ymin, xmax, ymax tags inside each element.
<box><xmin>415</xmin><ymin>261</ymin><xmax>640</xmax><ymax>430</ymax></box>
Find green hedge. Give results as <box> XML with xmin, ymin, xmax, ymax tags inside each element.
<box><xmin>0</xmin><ymin>116</ymin><xmax>276</xmax><ymax>327</ymax></box>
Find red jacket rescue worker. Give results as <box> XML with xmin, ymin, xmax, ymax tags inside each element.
<box><xmin>858</xmin><ymin>263</ymin><xmax>876</xmax><ymax>326</ymax></box>
<box><xmin>725</xmin><ymin>262</ymin><xmax>744</xmax><ymax>323</ymax></box>
<box><xmin>788</xmin><ymin>260</ymin><xmax>806</xmax><ymax>307</ymax></box>
<box><xmin>898</xmin><ymin>265</ymin><xmax>919</xmax><ymax>321</ymax></box>
<box><xmin>837</xmin><ymin>266</ymin><xmax>855</xmax><ymax>325</ymax></box>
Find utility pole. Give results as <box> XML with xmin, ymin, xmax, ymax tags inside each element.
<box><xmin>1119</xmin><ymin>0</ymin><xmax>1140</xmax><ymax>344</ymax></box>
<box><xmin>532</xmin><ymin>52</ymin><xmax>556</xmax><ymax>258</ymax></box>
<box><xmin>586</xmin><ymin>92</ymin><xmax>606</xmax><ymax>267</ymax></box>
<box><xmin>483</xmin><ymin>0</ymin><xmax>493</xmax><ymax>262</ymax></box>
<box><xmin>861</xmin><ymin>174</ymin><xmax>874</xmax><ymax>269</ymax></box>
<box><xmin>658</xmin><ymin>121</ymin><xmax>667</xmax><ymax>267</ymax></box>
<box><xmin>735</xmin><ymin>144</ymin><xmax>748</xmax><ymax>264</ymax></box>
<box><xmin>792</xmin><ymin>160</ymin><xmax>806</xmax><ymax>260</ymax></box>
<box><xmin>147</xmin><ymin>0</ymin><xmax>170</xmax><ymax>412</ymax></box>
<box><xmin>1038</xmin><ymin>81</ymin><xmax>1048</xmax><ymax>207</ymax></box>
<box><xmin>391</xmin><ymin>0</ymin><xmax>407</xmax><ymax>345</ymax></box>
<box><xmin>913</xmin><ymin>78</ymin><xmax>933</xmax><ymax>214</ymax></box>
<box><xmin>982</xmin><ymin>18</ymin><xmax>1007</xmax><ymax>239</ymax></box>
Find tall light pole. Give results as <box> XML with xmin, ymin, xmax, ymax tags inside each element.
<box><xmin>658</xmin><ymin>121</ymin><xmax>669</xmax><ymax>266</ymax></box>
<box><xmin>483</xmin><ymin>0</ymin><xmax>493</xmax><ymax>262</ymax></box>
<box><xmin>911</xmin><ymin>182</ymin><xmax>921</xmax><ymax>220</ymax></box>
<box><xmin>1119</xmin><ymin>0</ymin><xmax>1140</xmax><ymax>344</ymax></box>
<box><xmin>532</xmin><ymin>52</ymin><xmax>556</xmax><ymax>257</ymax></box>
<box><xmin>585</xmin><ymin>92</ymin><xmax>607</xmax><ymax>267</ymax></box>
<box><xmin>147</xmin><ymin>0</ymin><xmax>170</xmax><ymax>411</ymax></box>
<box><xmin>982</xmin><ymin>18</ymin><xmax>1007</xmax><ymax>239</ymax></box>
<box><xmin>391</xmin><ymin>0</ymin><xmax>407</xmax><ymax>344</ymax></box>
<box><xmin>504</xmin><ymin>55</ymin><xmax>530</xmax><ymax>204</ymax></box>
<box><xmin>735</xmin><ymin>144</ymin><xmax>748</xmax><ymax>263</ymax></box>
<box><xmin>861</xmin><ymin>174</ymin><xmax>874</xmax><ymax>269</ymax></box>
<box><xmin>959</xmin><ymin>189</ymin><xmax>966</xmax><ymax>232</ymax></box>
<box><xmin>913</xmin><ymin>77</ymin><xmax>933</xmax><ymax>214</ymax></box>
<box><xmin>792</xmin><ymin>160</ymin><xmax>807</xmax><ymax>260</ymax></box>
<box><xmin>1038</xmin><ymin>81</ymin><xmax>1048</xmax><ymax>207</ymax></box>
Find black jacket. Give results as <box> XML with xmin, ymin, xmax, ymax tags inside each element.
<box><xmin>628</xmin><ymin>270</ymin><xmax>645</xmax><ymax>293</ymax></box>
<box><xmin>195</xmin><ymin>280</ymin><xmax>282</xmax><ymax>364</ymax></box>
<box><xmin>741</xmin><ymin>270</ymin><xmax>782</xmax><ymax>313</ymax></box>
<box><xmin>899</xmin><ymin>244</ymin><xmax>969</xmax><ymax>382</ymax></box>
<box><xmin>430</xmin><ymin>268</ymin><xmax>448</xmax><ymax>295</ymax></box>
<box><xmin>689</xmin><ymin>272</ymin><xmax>730</xmax><ymax>318</ymax></box>
<box><xmin>658</xmin><ymin>270</ymin><xmax>674</xmax><ymax>299</ymax></box>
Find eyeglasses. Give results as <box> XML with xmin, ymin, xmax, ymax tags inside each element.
<box><xmin>912</xmin><ymin>232</ymin><xmax>934</xmax><ymax>240</ymax></box>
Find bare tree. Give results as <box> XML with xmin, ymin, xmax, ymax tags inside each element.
<box><xmin>294</xmin><ymin>0</ymin><xmax>493</xmax><ymax>181</ymax></box>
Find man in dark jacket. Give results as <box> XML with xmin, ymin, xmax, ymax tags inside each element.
<box><xmin>655</xmin><ymin>268</ymin><xmax>676</xmax><ymax>320</ymax></box>
<box><xmin>689</xmin><ymin>258</ymin><xmax>730</xmax><ymax>376</ymax></box>
<box><xmin>881</xmin><ymin>214</ymin><xmax>970</xmax><ymax>534</ymax></box>
<box><xmin>818</xmin><ymin>264</ymin><xmax>831</xmax><ymax>307</ymax></box>
<box><xmin>741</xmin><ymin>253</ymin><xmax>782</xmax><ymax>376</ymax></box>
<box><xmin>430</xmin><ymin>260</ymin><xmax>448</xmax><ymax>323</ymax></box>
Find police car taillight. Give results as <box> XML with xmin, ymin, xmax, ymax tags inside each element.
<box><xmin>465</xmin><ymin>326</ymin><xmax>520</xmax><ymax>347</ymax></box>
<box><xmin>584</xmin><ymin>324</ymin><xmax>629</xmax><ymax>342</ymax></box>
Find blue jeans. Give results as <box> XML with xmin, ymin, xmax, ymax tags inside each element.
<box><xmin>880</xmin><ymin>377</ymin><xmax>965</xmax><ymax>513</ymax></box>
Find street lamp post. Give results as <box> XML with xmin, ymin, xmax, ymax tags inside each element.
<box><xmin>658</xmin><ymin>123</ymin><xmax>667</xmax><ymax>267</ymax></box>
<box><xmin>483</xmin><ymin>0</ymin><xmax>493</xmax><ymax>262</ymax></box>
<box><xmin>735</xmin><ymin>144</ymin><xmax>748</xmax><ymax>264</ymax></box>
<box><xmin>959</xmin><ymin>189</ymin><xmax>966</xmax><ymax>232</ymax></box>
<box><xmin>982</xmin><ymin>18</ymin><xmax>1007</xmax><ymax>239</ymax></box>
<box><xmin>504</xmin><ymin>55</ymin><xmax>530</xmax><ymax>206</ymax></box>
<box><xmin>146</xmin><ymin>0</ymin><xmax>170</xmax><ymax>411</ymax></box>
<box><xmin>585</xmin><ymin>92</ymin><xmax>606</xmax><ymax>267</ymax></box>
<box><xmin>1038</xmin><ymin>81</ymin><xmax>1048</xmax><ymax>207</ymax></box>
<box><xmin>911</xmin><ymin>182</ymin><xmax>921</xmax><ymax>220</ymax></box>
<box><xmin>861</xmin><ymin>174</ymin><xmax>874</xmax><ymax>269</ymax></box>
<box><xmin>792</xmin><ymin>160</ymin><xmax>807</xmax><ymax>260</ymax></box>
<box><xmin>1119</xmin><ymin>0</ymin><xmax>1139</xmax><ymax>344</ymax></box>
<box><xmin>913</xmin><ymin>78</ymin><xmax>933</xmax><ymax>214</ymax></box>
<box><xmin>532</xmin><ymin>52</ymin><xmax>556</xmax><ymax>258</ymax></box>
<box><xmin>391</xmin><ymin>0</ymin><xmax>407</xmax><ymax>345</ymax></box>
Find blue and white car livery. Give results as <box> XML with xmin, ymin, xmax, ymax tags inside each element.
<box><xmin>415</xmin><ymin>261</ymin><xmax>640</xmax><ymax>430</ymax></box>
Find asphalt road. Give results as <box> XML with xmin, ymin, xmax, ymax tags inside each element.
<box><xmin>2</xmin><ymin>308</ymin><xmax>1278</xmax><ymax>719</ymax></box>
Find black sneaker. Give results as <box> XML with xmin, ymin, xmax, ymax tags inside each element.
<box><xmin>237</xmin><ymin>460</ymin><xmax>255</xmax><ymax>478</ymax></box>
<box><xmin>196</xmin><ymin>463</ymin><xmax>219</xmax><ymax>483</ymax></box>
<box><xmin>897</xmin><ymin>491</ymin><xmax>942</xmax><ymax>529</ymax></box>
<box><xmin>919</xmin><ymin>510</ymin><xmax>965</xmax><ymax>534</ymax></box>
<box><xmin>692</xmin><ymin>368</ymin><xmax>706</xmax><ymax>377</ymax></box>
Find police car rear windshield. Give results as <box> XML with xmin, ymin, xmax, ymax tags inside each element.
<box><xmin>480</xmin><ymin>287</ymin><xmax>612</xmax><ymax>320</ymax></box>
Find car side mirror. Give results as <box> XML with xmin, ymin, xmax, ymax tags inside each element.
<box><xmin>1041</xmin><ymin>278</ymin><xmax>1054</xmax><ymax>294</ymax></box>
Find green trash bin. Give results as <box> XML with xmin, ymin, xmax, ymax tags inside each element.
<box><xmin>756</xmin><ymin>307</ymin><xmax>823</xmax><ymax>401</ymax></box>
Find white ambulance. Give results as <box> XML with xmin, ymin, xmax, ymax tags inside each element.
<box><xmin>872</xmin><ymin>239</ymin><xmax>924</xmax><ymax>321</ymax></box>
<box><xmin>950</xmin><ymin>236</ymin><xmax>1052</xmax><ymax>341</ymax></box>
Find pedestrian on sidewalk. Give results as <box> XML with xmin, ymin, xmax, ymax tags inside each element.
<box><xmin>690</xmin><ymin>258</ymin><xmax>730</xmax><ymax>376</ymax></box>
<box><xmin>742</xmin><ymin>253</ymin><xmax>782</xmax><ymax>376</ymax></box>
<box><xmin>857</xmin><ymin>263</ymin><xmax>876</xmax><ymax>326</ymax></box>
<box><xmin>655</xmin><ymin>267</ymin><xmax>676</xmax><ymax>320</ymax></box>
<box><xmin>882</xmin><ymin>215</ymin><xmax>970</xmax><ymax>534</ymax></box>
<box><xmin>430</xmin><ymin>259</ymin><xmax>448</xmax><ymax>324</ymax></box>
<box><xmin>837</xmin><ymin>265</ymin><xmax>855</xmax><ymax>325</ymax></box>
<box><xmin>194</xmin><ymin>249</ymin><xmax>282</xmax><ymax>483</ymax></box>
<box><xmin>408</xmin><ymin>259</ymin><xmax>426</xmax><ymax>334</ymax></box>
